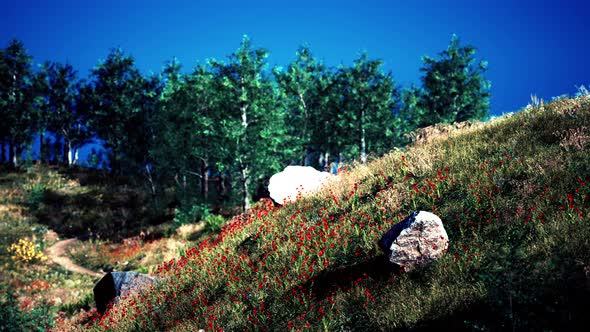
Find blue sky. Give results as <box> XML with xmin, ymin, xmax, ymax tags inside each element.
<box><xmin>2</xmin><ymin>0</ymin><xmax>589</xmax><ymax>117</ymax></box>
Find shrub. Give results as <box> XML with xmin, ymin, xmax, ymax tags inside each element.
<box><xmin>7</xmin><ymin>238</ymin><xmax>47</xmax><ymax>264</ymax></box>
<box><xmin>26</xmin><ymin>182</ymin><xmax>46</xmax><ymax>211</ymax></box>
<box><xmin>0</xmin><ymin>288</ymin><xmax>53</xmax><ymax>332</ymax></box>
<box><xmin>173</xmin><ymin>203</ymin><xmax>210</xmax><ymax>226</ymax></box>
<box><xmin>0</xmin><ymin>290</ymin><xmax>23</xmax><ymax>332</ymax></box>
<box><xmin>204</xmin><ymin>214</ymin><xmax>226</xmax><ymax>233</ymax></box>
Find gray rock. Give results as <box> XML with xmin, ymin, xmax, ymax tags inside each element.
<box><xmin>93</xmin><ymin>271</ymin><xmax>158</xmax><ymax>314</ymax></box>
<box><xmin>378</xmin><ymin>211</ymin><xmax>448</xmax><ymax>271</ymax></box>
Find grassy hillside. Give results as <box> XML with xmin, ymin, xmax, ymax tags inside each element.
<box><xmin>83</xmin><ymin>95</ymin><xmax>590</xmax><ymax>331</ymax></box>
<box><xmin>2</xmin><ymin>94</ymin><xmax>589</xmax><ymax>331</ymax></box>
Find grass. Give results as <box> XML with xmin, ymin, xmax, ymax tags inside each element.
<box><xmin>79</xmin><ymin>94</ymin><xmax>590</xmax><ymax>331</ymax></box>
<box><xmin>2</xmin><ymin>94</ymin><xmax>590</xmax><ymax>331</ymax></box>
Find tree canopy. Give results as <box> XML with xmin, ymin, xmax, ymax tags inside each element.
<box><xmin>0</xmin><ymin>35</ymin><xmax>490</xmax><ymax>214</ymax></box>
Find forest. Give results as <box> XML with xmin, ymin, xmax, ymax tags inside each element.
<box><xmin>0</xmin><ymin>34</ymin><xmax>490</xmax><ymax>214</ymax></box>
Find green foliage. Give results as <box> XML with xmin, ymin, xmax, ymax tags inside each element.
<box><xmin>26</xmin><ymin>182</ymin><xmax>46</xmax><ymax>211</ymax></box>
<box><xmin>0</xmin><ymin>289</ymin><xmax>22</xmax><ymax>332</ymax></box>
<box><xmin>204</xmin><ymin>214</ymin><xmax>226</xmax><ymax>233</ymax></box>
<box><xmin>419</xmin><ymin>34</ymin><xmax>491</xmax><ymax>126</ymax></box>
<box><xmin>0</xmin><ymin>288</ymin><xmax>54</xmax><ymax>332</ymax></box>
<box><xmin>173</xmin><ymin>203</ymin><xmax>210</xmax><ymax>226</ymax></box>
<box><xmin>2</xmin><ymin>35</ymin><xmax>494</xmax><ymax>218</ymax></box>
<box><xmin>337</xmin><ymin>53</ymin><xmax>400</xmax><ymax>162</ymax></box>
<box><xmin>0</xmin><ymin>39</ymin><xmax>41</xmax><ymax>167</ymax></box>
<box><xmin>210</xmin><ymin>35</ymin><xmax>294</xmax><ymax>210</ymax></box>
<box><xmin>274</xmin><ymin>45</ymin><xmax>328</xmax><ymax>165</ymax></box>
<box><xmin>38</xmin><ymin>61</ymin><xmax>92</xmax><ymax>166</ymax></box>
<box><xmin>151</xmin><ymin>59</ymin><xmax>219</xmax><ymax>203</ymax></box>
<box><xmin>87</xmin><ymin>48</ymin><xmax>158</xmax><ymax>174</ymax></box>
<box><xmin>58</xmin><ymin>292</ymin><xmax>94</xmax><ymax>316</ymax></box>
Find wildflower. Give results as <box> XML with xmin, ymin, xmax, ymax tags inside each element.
<box><xmin>8</xmin><ymin>238</ymin><xmax>47</xmax><ymax>263</ymax></box>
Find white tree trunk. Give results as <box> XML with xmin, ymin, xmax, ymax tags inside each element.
<box><xmin>360</xmin><ymin>108</ymin><xmax>367</xmax><ymax>164</ymax></box>
<box><xmin>12</xmin><ymin>145</ymin><xmax>18</xmax><ymax>168</ymax></box>
<box><xmin>67</xmin><ymin>141</ymin><xmax>73</xmax><ymax>166</ymax></box>
<box><xmin>73</xmin><ymin>148</ymin><xmax>79</xmax><ymax>165</ymax></box>
<box><xmin>241</xmin><ymin>165</ymin><xmax>251</xmax><ymax>211</ymax></box>
<box><xmin>239</xmin><ymin>80</ymin><xmax>250</xmax><ymax>211</ymax></box>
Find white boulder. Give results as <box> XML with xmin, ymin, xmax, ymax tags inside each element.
<box><xmin>268</xmin><ymin>166</ymin><xmax>333</xmax><ymax>204</ymax></box>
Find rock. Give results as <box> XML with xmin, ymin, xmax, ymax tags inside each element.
<box><xmin>268</xmin><ymin>166</ymin><xmax>333</xmax><ymax>204</ymax></box>
<box><xmin>93</xmin><ymin>271</ymin><xmax>158</xmax><ymax>314</ymax></box>
<box><xmin>378</xmin><ymin>211</ymin><xmax>448</xmax><ymax>271</ymax></box>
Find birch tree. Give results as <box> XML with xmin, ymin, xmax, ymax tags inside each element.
<box><xmin>0</xmin><ymin>39</ymin><xmax>39</xmax><ymax>168</ymax></box>
<box><xmin>339</xmin><ymin>53</ymin><xmax>399</xmax><ymax>163</ymax></box>
<box><xmin>210</xmin><ymin>36</ymin><xmax>292</xmax><ymax>211</ymax></box>
<box><xmin>88</xmin><ymin>48</ymin><xmax>148</xmax><ymax>174</ymax></box>
<box><xmin>274</xmin><ymin>45</ymin><xmax>326</xmax><ymax>165</ymax></box>
<box><xmin>41</xmin><ymin>61</ymin><xmax>92</xmax><ymax>166</ymax></box>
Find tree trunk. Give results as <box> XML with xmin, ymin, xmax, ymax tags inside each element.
<box><xmin>12</xmin><ymin>144</ymin><xmax>19</xmax><ymax>168</ymax></box>
<box><xmin>360</xmin><ymin>108</ymin><xmax>367</xmax><ymax>164</ymax></box>
<box><xmin>0</xmin><ymin>137</ymin><xmax>5</xmax><ymax>165</ymax></box>
<box><xmin>62</xmin><ymin>138</ymin><xmax>69</xmax><ymax>166</ymax></box>
<box><xmin>201</xmin><ymin>160</ymin><xmax>209</xmax><ymax>200</ymax></box>
<box><xmin>219</xmin><ymin>172</ymin><xmax>228</xmax><ymax>201</ymax></box>
<box><xmin>67</xmin><ymin>141</ymin><xmax>74</xmax><ymax>166</ymax></box>
<box><xmin>239</xmin><ymin>81</ymin><xmax>250</xmax><ymax>211</ymax></box>
<box><xmin>298</xmin><ymin>93</ymin><xmax>309</xmax><ymax>166</ymax></box>
<box><xmin>145</xmin><ymin>164</ymin><xmax>156</xmax><ymax>197</ymax></box>
<box><xmin>8</xmin><ymin>139</ymin><xmax>14</xmax><ymax>168</ymax></box>
<box><xmin>240</xmin><ymin>164</ymin><xmax>250</xmax><ymax>212</ymax></box>
<box><xmin>73</xmin><ymin>146</ymin><xmax>79</xmax><ymax>166</ymax></box>
<box><xmin>39</xmin><ymin>131</ymin><xmax>45</xmax><ymax>164</ymax></box>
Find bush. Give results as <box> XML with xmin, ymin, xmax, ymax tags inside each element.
<box><xmin>7</xmin><ymin>238</ymin><xmax>47</xmax><ymax>264</ymax></box>
<box><xmin>0</xmin><ymin>290</ymin><xmax>22</xmax><ymax>332</ymax></box>
<box><xmin>0</xmin><ymin>288</ymin><xmax>53</xmax><ymax>332</ymax></box>
<box><xmin>173</xmin><ymin>203</ymin><xmax>210</xmax><ymax>226</ymax></box>
<box><xmin>59</xmin><ymin>292</ymin><xmax>94</xmax><ymax>316</ymax></box>
<box><xmin>26</xmin><ymin>182</ymin><xmax>46</xmax><ymax>211</ymax></box>
<box><xmin>204</xmin><ymin>214</ymin><xmax>225</xmax><ymax>233</ymax></box>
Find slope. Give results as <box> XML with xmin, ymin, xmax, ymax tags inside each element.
<box><xmin>93</xmin><ymin>95</ymin><xmax>590</xmax><ymax>331</ymax></box>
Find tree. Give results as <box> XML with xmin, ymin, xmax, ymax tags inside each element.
<box><xmin>419</xmin><ymin>34</ymin><xmax>490</xmax><ymax>125</ymax></box>
<box><xmin>152</xmin><ymin>59</ymin><xmax>220</xmax><ymax>202</ymax></box>
<box><xmin>397</xmin><ymin>85</ymin><xmax>428</xmax><ymax>139</ymax></box>
<box><xmin>338</xmin><ymin>53</ymin><xmax>400</xmax><ymax>163</ymax></box>
<box><xmin>274</xmin><ymin>45</ymin><xmax>327</xmax><ymax>166</ymax></box>
<box><xmin>88</xmin><ymin>48</ymin><xmax>149</xmax><ymax>174</ymax></box>
<box><xmin>0</xmin><ymin>39</ymin><xmax>40</xmax><ymax>168</ymax></box>
<box><xmin>0</xmin><ymin>47</ymin><xmax>7</xmax><ymax>165</ymax></box>
<box><xmin>210</xmin><ymin>36</ymin><xmax>293</xmax><ymax>211</ymax></box>
<box><xmin>40</xmin><ymin>61</ymin><xmax>92</xmax><ymax>166</ymax></box>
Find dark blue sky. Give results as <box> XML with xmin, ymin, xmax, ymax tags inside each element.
<box><xmin>2</xmin><ymin>0</ymin><xmax>589</xmax><ymax>116</ymax></box>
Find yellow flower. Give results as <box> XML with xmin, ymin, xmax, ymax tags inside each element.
<box><xmin>7</xmin><ymin>238</ymin><xmax>47</xmax><ymax>264</ymax></box>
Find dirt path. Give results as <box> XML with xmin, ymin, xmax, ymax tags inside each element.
<box><xmin>46</xmin><ymin>238</ymin><xmax>104</xmax><ymax>278</ymax></box>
